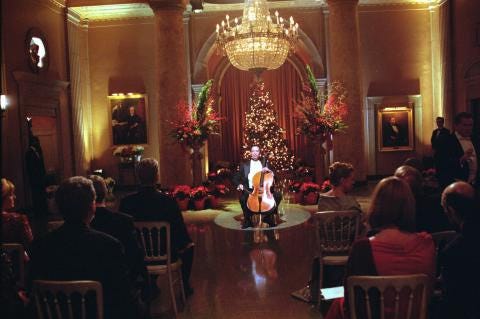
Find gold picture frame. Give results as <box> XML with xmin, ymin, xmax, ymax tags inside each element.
<box><xmin>377</xmin><ymin>106</ymin><xmax>414</xmax><ymax>152</ymax></box>
<box><xmin>108</xmin><ymin>94</ymin><xmax>148</xmax><ymax>146</ymax></box>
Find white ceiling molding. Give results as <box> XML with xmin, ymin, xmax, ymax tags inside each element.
<box><xmin>69</xmin><ymin>0</ymin><xmax>442</xmax><ymax>21</ymax></box>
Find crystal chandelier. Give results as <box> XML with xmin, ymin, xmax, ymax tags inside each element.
<box><xmin>215</xmin><ymin>0</ymin><xmax>299</xmax><ymax>74</ymax></box>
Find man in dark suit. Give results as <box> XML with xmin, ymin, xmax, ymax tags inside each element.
<box><xmin>431</xmin><ymin>116</ymin><xmax>450</xmax><ymax>151</ymax></box>
<box><xmin>25</xmin><ymin>133</ymin><xmax>48</xmax><ymax>216</ymax></box>
<box><xmin>438</xmin><ymin>181</ymin><xmax>480</xmax><ymax>319</ymax></box>
<box><xmin>383</xmin><ymin>116</ymin><xmax>407</xmax><ymax>147</ymax></box>
<box><xmin>233</xmin><ymin>145</ymin><xmax>282</xmax><ymax>228</ymax></box>
<box><xmin>88</xmin><ymin>175</ymin><xmax>149</xmax><ymax>306</ymax></box>
<box><xmin>119</xmin><ymin>158</ymin><xmax>194</xmax><ymax>296</ymax></box>
<box><xmin>29</xmin><ymin>177</ymin><xmax>138</xmax><ymax>319</ymax></box>
<box><xmin>435</xmin><ymin>112</ymin><xmax>479</xmax><ymax>189</ymax></box>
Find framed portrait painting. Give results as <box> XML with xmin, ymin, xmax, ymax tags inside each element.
<box><xmin>377</xmin><ymin>106</ymin><xmax>414</xmax><ymax>152</ymax></box>
<box><xmin>109</xmin><ymin>94</ymin><xmax>148</xmax><ymax>145</ymax></box>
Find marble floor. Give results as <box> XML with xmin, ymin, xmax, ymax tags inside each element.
<box><xmin>174</xmin><ymin>186</ymin><xmax>374</xmax><ymax>319</ymax></box>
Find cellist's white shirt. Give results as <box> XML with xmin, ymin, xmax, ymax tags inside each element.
<box><xmin>248</xmin><ymin>160</ymin><xmax>263</xmax><ymax>189</ymax></box>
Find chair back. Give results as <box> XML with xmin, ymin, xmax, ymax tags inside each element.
<box><xmin>313</xmin><ymin>210</ymin><xmax>361</xmax><ymax>255</ymax></box>
<box><xmin>47</xmin><ymin>220</ymin><xmax>64</xmax><ymax>232</ymax></box>
<box><xmin>346</xmin><ymin>274</ymin><xmax>429</xmax><ymax>319</ymax></box>
<box><xmin>431</xmin><ymin>230</ymin><xmax>456</xmax><ymax>256</ymax></box>
<box><xmin>1</xmin><ymin>243</ymin><xmax>25</xmax><ymax>287</ymax></box>
<box><xmin>33</xmin><ymin>280</ymin><xmax>103</xmax><ymax>319</ymax></box>
<box><xmin>134</xmin><ymin>221</ymin><xmax>171</xmax><ymax>264</ymax></box>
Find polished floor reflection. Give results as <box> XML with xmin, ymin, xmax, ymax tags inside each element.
<box><xmin>178</xmin><ymin>185</ymin><xmax>373</xmax><ymax>319</ymax></box>
<box><xmin>182</xmin><ymin>211</ymin><xmax>319</xmax><ymax>319</ymax></box>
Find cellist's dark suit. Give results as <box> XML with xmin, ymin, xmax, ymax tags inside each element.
<box><xmin>233</xmin><ymin>158</ymin><xmax>282</xmax><ymax>227</ymax></box>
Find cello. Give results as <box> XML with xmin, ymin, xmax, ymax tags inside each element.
<box><xmin>246</xmin><ymin>159</ymin><xmax>276</xmax><ymax>214</ymax></box>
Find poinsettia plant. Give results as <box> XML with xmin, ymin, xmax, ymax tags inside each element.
<box><xmin>190</xmin><ymin>186</ymin><xmax>208</xmax><ymax>200</ymax></box>
<box><xmin>170</xmin><ymin>80</ymin><xmax>223</xmax><ymax>148</ymax></box>
<box><xmin>296</xmin><ymin>65</ymin><xmax>348</xmax><ymax>141</ymax></box>
<box><xmin>172</xmin><ymin>185</ymin><xmax>191</xmax><ymax>200</ymax></box>
<box><xmin>300</xmin><ymin>182</ymin><xmax>321</xmax><ymax>194</ymax></box>
<box><xmin>320</xmin><ymin>179</ymin><xmax>332</xmax><ymax>193</ymax></box>
<box><xmin>208</xmin><ymin>184</ymin><xmax>229</xmax><ymax>197</ymax></box>
<box><xmin>289</xmin><ymin>181</ymin><xmax>303</xmax><ymax>192</ymax></box>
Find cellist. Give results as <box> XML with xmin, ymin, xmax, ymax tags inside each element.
<box><xmin>233</xmin><ymin>145</ymin><xmax>282</xmax><ymax>228</ymax></box>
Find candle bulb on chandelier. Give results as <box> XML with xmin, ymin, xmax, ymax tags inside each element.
<box><xmin>275</xmin><ymin>11</ymin><xmax>279</xmax><ymax>24</ymax></box>
<box><xmin>226</xmin><ymin>15</ymin><xmax>230</xmax><ymax>28</ymax></box>
<box><xmin>216</xmin><ymin>24</ymin><xmax>220</xmax><ymax>34</ymax></box>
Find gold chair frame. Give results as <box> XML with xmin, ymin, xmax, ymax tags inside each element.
<box><xmin>33</xmin><ymin>280</ymin><xmax>103</xmax><ymax>319</ymax></box>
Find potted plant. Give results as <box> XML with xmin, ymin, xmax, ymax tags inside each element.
<box><xmin>113</xmin><ymin>145</ymin><xmax>145</xmax><ymax>164</ymax></box>
<box><xmin>289</xmin><ymin>180</ymin><xmax>303</xmax><ymax>204</ymax></box>
<box><xmin>173</xmin><ymin>185</ymin><xmax>191</xmax><ymax>211</ymax></box>
<box><xmin>300</xmin><ymin>182</ymin><xmax>321</xmax><ymax>205</ymax></box>
<box><xmin>320</xmin><ymin>179</ymin><xmax>332</xmax><ymax>193</ymax></box>
<box><xmin>207</xmin><ymin>184</ymin><xmax>228</xmax><ymax>209</ymax></box>
<box><xmin>190</xmin><ymin>186</ymin><xmax>208</xmax><ymax>210</ymax></box>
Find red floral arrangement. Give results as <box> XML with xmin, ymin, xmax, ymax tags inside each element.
<box><xmin>170</xmin><ymin>80</ymin><xmax>223</xmax><ymax>148</ymax></box>
<box><xmin>289</xmin><ymin>181</ymin><xmax>303</xmax><ymax>192</ymax></box>
<box><xmin>300</xmin><ymin>182</ymin><xmax>321</xmax><ymax>194</ymax></box>
<box><xmin>208</xmin><ymin>184</ymin><xmax>229</xmax><ymax>197</ymax></box>
<box><xmin>320</xmin><ymin>179</ymin><xmax>332</xmax><ymax>193</ymax></box>
<box><xmin>190</xmin><ymin>186</ymin><xmax>208</xmax><ymax>200</ymax></box>
<box><xmin>172</xmin><ymin>185</ymin><xmax>191</xmax><ymax>200</ymax></box>
<box><xmin>296</xmin><ymin>65</ymin><xmax>348</xmax><ymax>141</ymax></box>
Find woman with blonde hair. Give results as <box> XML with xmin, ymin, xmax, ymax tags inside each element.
<box><xmin>2</xmin><ymin>178</ymin><xmax>33</xmax><ymax>250</ymax></box>
<box><xmin>325</xmin><ymin>177</ymin><xmax>435</xmax><ymax>319</ymax></box>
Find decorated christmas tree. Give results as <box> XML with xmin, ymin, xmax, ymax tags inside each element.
<box><xmin>243</xmin><ymin>81</ymin><xmax>295</xmax><ymax>172</ymax></box>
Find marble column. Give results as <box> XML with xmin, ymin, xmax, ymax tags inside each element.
<box><xmin>149</xmin><ymin>0</ymin><xmax>191</xmax><ymax>187</ymax></box>
<box><xmin>326</xmin><ymin>0</ymin><xmax>366</xmax><ymax>181</ymax></box>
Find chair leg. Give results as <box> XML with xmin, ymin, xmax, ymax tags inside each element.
<box><xmin>167</xmin><ymin>268</ymin><xmax>178</xmax><ymax>317</ymax></box>
<box><xmin>178</xmin><ymin>269</ymin><xmax>186</xmax><ymax>304</ymax></box>
<box><xmin>317</xmin><ymin>261</ymin><xmax>324</xmax><ymax>305</ymax></box>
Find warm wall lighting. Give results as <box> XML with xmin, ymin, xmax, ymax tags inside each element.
<box><xmin>383</xmin><ymin>106</ymin><xmax>409</xmax><ymax>111</ymax></box>
<box><xmin>0</xmin><ymin>95</ymin><xmax>7</xmax><ymax>110</ymax></box>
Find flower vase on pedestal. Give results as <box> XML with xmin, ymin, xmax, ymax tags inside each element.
<box><xmin>313</xmin><ymin>133</ymin><xmax>333</xmax><ymax>185</ymax></box>
<box><xmin>176</xmin><ymin>198</ymin><xmax>190</xmax><ymax>211</ymax></box>
<box><xmin>134</xmin><ymin>154</ymin><xmax>142</xmax><ymax>163</ymax></box>
<box><xmin>304</xmin><ymin>192</ymin><xmax>319</xmax><ymax>205</ymax></box>
<box><xmin>193</xmin><ymin>198</ymin><xmax>206</xmax><ymax>210</ymax></box>
<box><xmin>191</xmin><ymin>143</ymin><xmax>203</xmax><ymax>186</ymax></box>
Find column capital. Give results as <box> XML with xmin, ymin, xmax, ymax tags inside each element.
<box><xmin>148</xmin><ymin>0</ymin><xmax>187</xmax><ymax>12</ymax></box>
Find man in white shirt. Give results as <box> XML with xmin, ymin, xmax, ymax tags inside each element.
<box><xmin>233</xmin><ymin>145</ymin><xmax>281</xmax><ymax>228</ymax></box>
<box><xmin>436</xmin><ymin>112</ymin><xmax>479</xmax><ymax>188</ymax></box>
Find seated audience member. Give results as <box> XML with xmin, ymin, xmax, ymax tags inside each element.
<box><xmin>88</xmin><ymin>175</ymin><xmax>149</xmax><ymax>304</ymax></box>
<box><xmin>119</xmin><ymin>158</ymin><xmax>194</xmax><ymax>296</ymax></box>
<box><xmin>438</xmin><ymin>182</ymin><xmax>480</xmax><ymax>319</ymax></box>
<box><xmin>325</xmin><ymin>177</ymin><xmax>436</xmax><ymax>319</ymax></box>
<box><xmin>29</xmin><ymin>177</ymin><xmax>138</xmax><ymax>319</ymax></box>
<box><xmin>394</xmin><ymin>165</ymin><xmax>451</xmax><ymax>232</ymax></box>
<box><xmin>318</xmin><ymin>162</ymin><xmax>361</xmax><ymax>212</ymax></box>
<box><xmin>1</xmin><ymin>178</ymin><xmax>33</xmax><ymax>251</ymax></box>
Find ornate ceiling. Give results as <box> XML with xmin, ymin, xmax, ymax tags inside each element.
<box><xmin>68</xmin><ymin>0</ymin><xmax>443</xmax><ymax>22</ymax></box>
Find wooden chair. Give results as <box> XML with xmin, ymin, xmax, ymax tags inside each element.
<box><xmin>47</xmin><ymin>220</ymin><xmax>64</xmax><ymax>232</ymax></box>
<box><xmin>312</xmin><ymin>210</ymin><xmax>361</xmax><ymax>304</ymax></box>
<box><xmin>431</xmin><ymin>230</ymin><xmax>457</xmax><ymax>256</ymax></box>
<box><xmin>134</xmin><ymin>221</ymin><xmax>186</xmax><ymax>317</ymax></box>
<box><xmin>33</xmin><ymin>280</ymin><xmax>103</xmax><ymax>319</ymax></box>
<box><xmin>346</xmin><ymin>274</ymin><xmax>430</xmax><ymax>319</ymax></box>
<box><xmin>431</xmin><ymin>230</ymin><xmax>457</xmax><ymax>297</ymax></box>
<box><xmin>1</xmin><ymin>243</ymin><xmax>25</xmax><ymax>287</ymax></box>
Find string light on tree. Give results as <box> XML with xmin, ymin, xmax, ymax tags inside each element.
<box><xmin>243</xmin><ymin>81</ymin><xmax>294</xmax><ymax>172</ymax></box>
